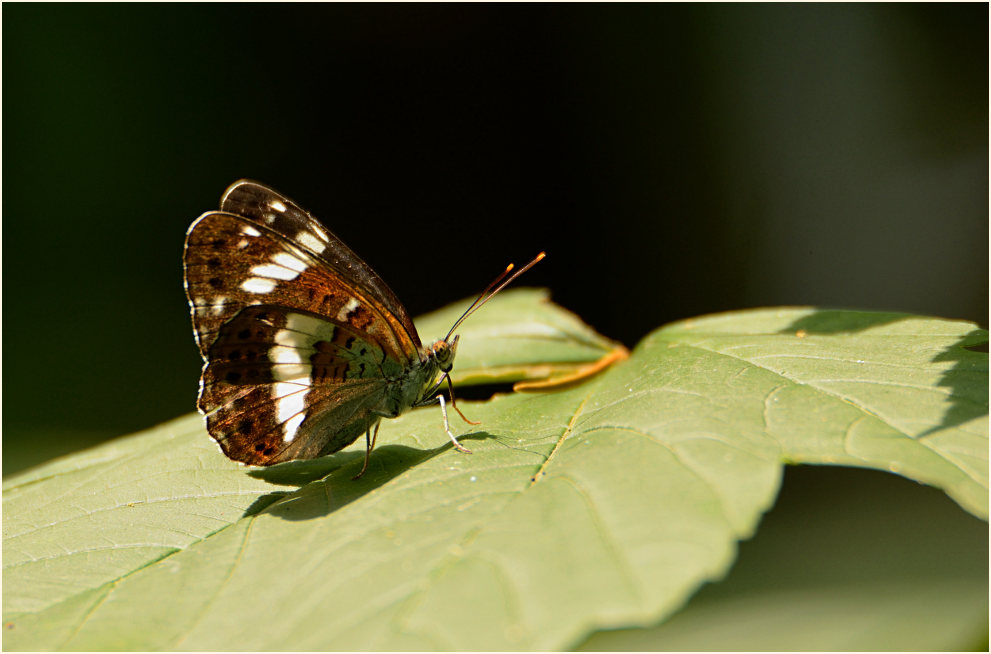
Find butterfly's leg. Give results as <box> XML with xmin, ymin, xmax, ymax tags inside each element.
<box><xmin>352</xmin><ymin>422</ymin><xmax>381</xmax><ymax>480</ymax></box>
<box><xmin>446</xmin><ymin>375</ymin><xmax>481</xmax><ymax>426</ymax></box>
<box><xmin>420</xmin><ymin>372</ymin><xmax>447</xmax><ymax>399</ymax></box>
<box><xmin>438</xmin><ymin>395</ymin><xmax>472</xmax><ymax>454</ymax></box>
<box><xmin>415</xmin><ymin>373</ymin><xmax>479</xmax><ymax>426</ymax></box>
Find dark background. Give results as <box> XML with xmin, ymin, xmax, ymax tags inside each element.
<box><xmin>4</xmin><ymin>4</ymin><xmax>987</xmax><ymax>474</ymax></box>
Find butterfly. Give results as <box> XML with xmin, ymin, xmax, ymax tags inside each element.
<box><xmin>183</xmin><ymin>180</ymin><xmax>543</xmax><ymax>477</ymax></box>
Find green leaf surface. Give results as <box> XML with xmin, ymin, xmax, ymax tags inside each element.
<box><xmin>3</xmin><ymin>300</ymin><xmax>986</xmax><ymax>650</ymax></box>
<box><xmin>578</xmin><ymin>466</ymin><xmax>989</xmax><ymax>651</ymax></box>
<box><xmin>657</xmin><ymin>308</ymin><xmax>988</xmax><ymax>518</ymax></box>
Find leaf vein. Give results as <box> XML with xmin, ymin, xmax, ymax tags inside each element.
<box><xmin>3</xmin><ymin>490</ymin><xmax>272</xmax><ymax>543</ymax></box>
<box><xmin>679</xmin><ymin>342</ymin><xmax>978</xmax><ymax>483</ymax></box>
<box><xmin>530</xmin><ymin>395</ymin><xmax>589</xmax><ymax>486</ymax></box>
<box><xmin>169</xmin><ymin>516</ymin><xmax>257</xmax><ymax>649</ymax></box>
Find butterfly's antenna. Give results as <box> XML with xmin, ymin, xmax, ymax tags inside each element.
<box><xmin>445</xmin><ymin>252</ymin><xmax>546</xmax><ymax>341</ymax></box>
<box><xmin>455</xmin><ymin>263</ymin><xmax>515</xmax><ymax>326</ymax></box>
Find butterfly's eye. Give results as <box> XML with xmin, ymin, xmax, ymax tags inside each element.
<box><xmin>432</xmin><ymin>337</ymin><xmax>458</xmax><ymax>372</ymax></box>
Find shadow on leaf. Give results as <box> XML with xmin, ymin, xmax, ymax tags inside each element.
<box><xmin>246</xmin><ymin>431</ymin><xmax>497</xmax><ymax>521</ymax></box>
<box><xmin>918</xmin><ymin>329</ymin><xmax>989</xmax><ymax>438</ymax></box>
<box><xmin>246</xmin><ymin>452</ymin><xmax>362</xmax><ymax>487</ymax></box>
<box><xmin>780</xmin><ymin>310</ymin><xmax>910</xmax><ymax>334</ymax></box>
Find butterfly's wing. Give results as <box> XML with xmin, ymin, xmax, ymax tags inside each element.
<box><xmin>184</xmin><ymin>213</ymin><xmax>415</xmax><ymax>366</ymax></box>
<box><xmin>183</xmin><ymin>182</ymin><xmax>427</xmax><ymax>464</ymax></box>
<box><xmin>199</xmin><ymin>305</ymin><xmax>407</xmax><ymax>465</ymax></box>
<box><xmin>220</xmin><ymin>179</ymin><xmax>421</xmax><ymax>351</ymax></box>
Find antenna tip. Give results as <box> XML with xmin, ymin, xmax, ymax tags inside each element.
<box><xmin>535</xmin><ymin>251</ymin><xmax>546</xmax><ymax>261</ymax></box>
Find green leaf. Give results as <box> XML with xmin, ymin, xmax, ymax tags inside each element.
<box><xmin>656</xmin><ymin>308</ymin><xmax>988</xmax><ymax>518</ymax></box>
<box><xmin>577</xmin><ymin>466</ymin><xmax>989</xmax><ymax>651</ymax></box>
<box><xmin>415</xmin><ymin>287</ymin><xmax>628</xmax><ymax>388</ymax></box>
<box><xmin>3</xmin><ymin>299</ymin><xmax>986</xmax><ymax>650</ymax></box>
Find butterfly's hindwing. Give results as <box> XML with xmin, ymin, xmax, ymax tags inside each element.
<box><xmin>199</xmin><ymin>305</ymin><xmax>416</xmax><ymax>465</ymax></box>
<box><xmin>205</xmin><ymin>377</ymin><xmax>386</xmax><ymax>465</ymax></box>
<box><xmin>200</xmin><ymin>305</ymin><xmax>406</xmax><ymax>409</ymax></box>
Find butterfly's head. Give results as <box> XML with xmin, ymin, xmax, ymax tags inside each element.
<box><xmin>429</xmin><ymin>335</ymin><xmax>459</xmax><ymax>373</ymax></box>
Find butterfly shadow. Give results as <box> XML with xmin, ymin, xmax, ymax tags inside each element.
<box><xmin>242</xmin><ymin>431</ymin><xmax>497</xmax><ymax>521</ymax></box>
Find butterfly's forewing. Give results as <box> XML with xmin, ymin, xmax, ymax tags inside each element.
<box><xmin>219</xmin><ymin>180</ymin><xmax>421</xmax><ymax>352</ymax></box>
<box><xmin>183</xmin><ymin>181</ymin><xmax>429</xmax><ymax>465</ymax></box>
<box><xmin>184</xmin><ymin>218</ymin><xmax>418</xmax><ymax>365</ymax></box>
